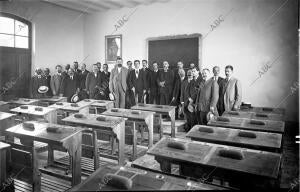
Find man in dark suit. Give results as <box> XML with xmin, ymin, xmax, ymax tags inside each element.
<box><xmin>62</xmin><ymin>64</ymin><xmax>70</xmax><ymax>79</ymax></box>
<box><xmin>60</xmin><ymin>68</ymin><xmax>79</xmax><ymax>102</ymax></box>
<box><xmin>158</xmin><ymin>61</ymin><xmax>174</xmax><ymax>105</ymax></box>
<box><xmin>43</xmin><ymin>68</ymin><xmax>52</xmax><ymax>97</ymax></box>
<box><xmin>50</xmin><ymin>65</ymin><xmax>63</xmax><ymax>96</ymax></box>
<box><xmin>128</xmin><ymin>60</ymin><xmax>145</xmax><ymax>103</ymax></box>
<box><xmin>125</xmin><ymin>61</ymin><xmax>135</xmax><ymax>108</ymax></box>
<box><xmin>180</xmin><ymin>70</ymin><xmax>195</xmax><ymax>132</ymax></box>
<box><xmin>98</xmin><ymin>63</ymin><xmax>110</xmax><ymax>100</ymax></box>
<box><xmin>173</xmin><ymin>60</ymin><xmax>184</xmax><ymax>83</ymax></box>
<box><xmin>219</xmin><ymin>65</ymin><xmax>242</xmax><ymax>115</ymax></box>
<box><xmin>191</xmin><ymin>67</ymin><xmax>202</xmax><ymax>102</ymax></box>
<box><xmin>73</xmin><ymin>61</ymin><xmax>81</xmax><ymax>75</ymax></box>
<box><xmin>77</xmin><ymin>63</ymin><xmax>89</xmax><ymax>100</ymax></box>
<box><xmin>31</xmin><ymin>68</ymin><xmax>47</xmax><ymax>99</ymax></box>
<box><xmin>140</xmin><ymin>60</ymin><xmax>150</xmax><ymax>103</ymax></box>
<box><xmin>195</xmin><ymin>69</ymin><xmax>219</xmax><ymax>125</ymax></box>
<box><xmin>213</xmin><ymin>66</ymin><xmax>225</xmax><ymax>115</ymax></box>
<box><xmin>96</xmin><ymin>62</ymin><xmax>101</xmax><ymax>72</ymax></box>
<box><xmin>109</xmin><ymin>57</ymin><xmax>128</xmax><ymax>108</ymax></box>
<box><xmin>149</xmin><ymin>61</ymin><xmax>160</xmax><ymax>104</ymax></box>
<box><xmin>171</xmin><ymin>69</ymin><xmax>185</xmax><ymax>118</ymax></box>
<box><xmin>85</xmin><ymin>64</ymin><xmax>104</xmax><ymax>99</ymax></box>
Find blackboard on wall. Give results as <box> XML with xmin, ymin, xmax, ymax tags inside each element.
<box><xmin>147</xmin><ymin>34</ymin><xmax>202</xmax><ymax>70</ymax></box>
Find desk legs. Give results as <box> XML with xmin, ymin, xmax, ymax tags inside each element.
<box><xmin>168</xmin><ymin>109</ymin><xmax>176</xmax><ymax>138</ymax></box>
<box><xmin>0</xmin><ymin>147</ymin><xmax>9</xmax><ymax>187</ymax></box>
<box><xmin>155</xmin><ymin>156</ymin><xmax>171</xmax><ymax>173</ymax></box>
<box><xmin>28</xmin><ymin>140</ymin><xmax>41</xmax><ymax>192</ymax></box>
<box><xmin>92</xmin><ymin>130</ymin><xmax>99</xmax><ymax>170</ymax></box>
<box><xmin>145</xmin><ymin>115</ymin><xmax>154</xmax><ymax>148</ymax></box>
<box><xmin>132</xmin><ymin>122</ymin><xmax>137</xmax><ymax>160</ymax></box>
<box><xmin>118</xmin><ymin>121</ymin><xmax>125</xmax><ymax>165</ymax></box>
<box><xmin>65</xmin><ymin>133</ymin><xmax>82</xmax><ymax>186</ymax></box>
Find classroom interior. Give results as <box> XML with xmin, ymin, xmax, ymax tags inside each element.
<box><xmin>0</xmin><ymin>0</ymin><xmax>299</xmax><ymax>191</ymax></box>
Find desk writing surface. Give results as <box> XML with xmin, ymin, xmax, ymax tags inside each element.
<box><xmin>222</xmin><ymin>111</ymin><xmax>284</xmax><ymax>121</ymax></box>
<box><xmin>48</xmin><ymin>102</ymin><xmax>70</xmax><ymax>109</ymax></box>
<box><xmin>102</xmin><ymin>108</ymin><xmax>154</xmax><ymax>120</ymax></box>
<box><xmin>8</xmin><ymin>98</ymin><xmax>39</xmax><ymax>105</ymax></box>
<box><xmin>148</xmin><ymin>137</ymin><xmax>281</xmax><ymax>179</ymax></box>
<box><xmin>39</xmin><ymin>96</ymin><xmax>67</xmax><ymax>103</ymax></box>
<box><xmin>76</xmin><ymin>99</ymin><xmax>97</xmax><ymax>106</ymax></box>
<box><xmin>186</xmin><ymin>125</ymin><xmax>282</xmax><ymax>152</ymax></box>
<box><xmin>89</xmin><ymin>99</ymin><xmax>114</xmax><ymax>108</ymax></box>
<box><xmin>0</xmin><ymin>111</ymin><xmax>15</xmax><ymax>121</ymax></box>
<box><xmin>131</xmin><ymin>103</ymin><xmax>175</xmax><ymax>113</ymax></box>
<box><xmin>0</xmin><ymin>101</ymin><xmax>8</xmax><ymax>106</ymax></box>
<box><xmin>239</xmin><ymin>106</ymin><xmax>285</xmax><ymax>115</ymax></box>
<box><xmin>0</xmin><ymin>142</ymin><xmax>10</xmax><ymax>151</ymax></box>
<box><xmin>60</xmin><ymin>102</ymin><xmax>90</xmax><ymax>112</ymax></box>
<box><xmin>5</xmin><ymin>121</ymin><xmax>82</xmax><ymax>145</ymax></box>
<box><xmin>207</xmin><ymin>116</ymin><xmax>284</xmax><ymax>133</ymax></box>
<box><xmin>10</xmin><ymin>105</ymin><xmax>56</xmax><ymax>116</ymax></box>
<box><xmin>69</xmin><ymin>165</ymin><xmax>226</xmax><ymax>191</ymax></box>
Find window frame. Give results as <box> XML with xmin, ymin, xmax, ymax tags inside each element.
<box><xmin>0</xmin><ymin>12</ymin><xmax>32</xmax><ymax>49</ymax></box>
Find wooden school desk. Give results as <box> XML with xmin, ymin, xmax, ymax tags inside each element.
<box><xmin>239</xmin><ymin>105</ymin><xmax>285</xmax><ymax>115</ymax></box>
<box><xmin>222</xmin><ymin>110</ymin><xmax>284</xmax><ymax>121</ymax></box>
<box><xmin>8</xmin><ymin>98</ymin><xmax>39</xmax><ymax>108</ymax></box>
<box><xmin>10</xmin><ymin>105</ymin><xmax>57</xmax><ymax>124</ymax></box>
<box><xmin>186</xmin><ymin>125</ymin><xmax>282</xmax><ymax>152</ymax></box>
<box><xmin>62</xmin><ymin>113</ymin><xmax>125</xmax><ymax>167</ymax></box>
<box><xmin>148</xmin><ymin>137</ymin><xmax>281</xmax><ymax>188</ymax></box>
<box><xmin>0</xmin><ymin>101</ymin><xmax>10</xmax><ymax>112</ymax></box>
<box><xmin>5</xmin><ymin>121</ymin><xmax>83</xmax><ymax>191</ymax></box>
<box><xmin>131</xmin><ymin>103</ymin><xmax>176</xmax><ymax>137</ymax></box>
<box><xmin>102</xmin><ymin>108</ymin><xmax>154</xmax><ymax>159</ymax></box>
<box><xmin>88</xmin><ymin>99</ymin><xmax>114</xmax><ymax>114</ymax></box>
<box><xmin>68</xmin><ymin>165</ymin><xmax>227</xmax><ymax>191</ymax></box>
<box><xmin>207</xmin><ymin>116</ymin><xmax>285</xmax><ymax>133</ymax></box>
<box><xmin>0</xmin><ymin>142</ymin><xmax>11</xmax><ymax>189</ymax></box>
<box><xmin>38</xmin><ymin>96</ymin><xmax>67</xmax><ymax>106</ymax></box>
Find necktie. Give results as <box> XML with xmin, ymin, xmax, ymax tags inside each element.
<box><xmin>136</xmin><ymin>70</ymin><xmax>139</xmax><ymax>77</ymax></box>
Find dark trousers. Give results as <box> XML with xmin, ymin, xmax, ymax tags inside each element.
<box><xmin>160</xmin><ymin>92</ymin><xmax>171</xmax><ymax>105</ymax></box>
<box><xmin>183</xmin><ymin>105</ymin><xmax>195</xmax><ymax>132</ymax></box>
<box><xmin>197</xmin><ymin>111</ymin><xmax>208</xmax><ymax>125</ymax></box>
<box><xmin>149</xmin><ymin>89</ymin><xmax>159</xmax><ymax>104</ymax></box>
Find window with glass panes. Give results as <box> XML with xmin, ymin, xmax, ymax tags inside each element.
<box><xmin>0</xmin><ymin>16</ymin><xmax>29</xmax><ymax>49</ymax></box>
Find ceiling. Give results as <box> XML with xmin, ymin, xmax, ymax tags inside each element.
<box><xmin>43</xmin><ymin>0</ymin><xmax>170</xmax><ymax>13</ymax></box>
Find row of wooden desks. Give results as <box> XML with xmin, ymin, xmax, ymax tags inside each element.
<box><xmin>5</xmin><ymin>121</ymin><xmax>83</xmax><ymax>191</ymax></box>
<box><xmin>208</xmin><ymin>116</ymin><xmax>285</xmax><ymax>133</ymax></box>
<box><xmin>148</xmin><ymin>137</ymin><xmax>281</xmax><ymax>188</ymax></box>
<box><xmin>69</xmin><ymin>165</ymin><xmax>227</xmax><ymax>191</ymax></box>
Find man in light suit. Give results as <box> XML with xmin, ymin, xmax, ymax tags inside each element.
<box><xmin>195</xmin><ymin>68</ymin><xmax>219</xmax><ymax>125</ymax></box>
<box><xmin>109</xmin><ymin>57</ymin><xmax>128</xmax><ymax>108</ymax></box>
<box><xmin>219</xmin><ymin>65</ymin><xmax>242</xmax><ymax>115</ymax></box>
<box><xmin>50</xmin><ymin>65</ymin><xmax>63</xmax><ymax>96</ymax></box>
<box><xmin>85</xmin><ymin>64</ymin><xmax>104</xmax><ymax>99</ymax></box>
<box><xmin>212</xmin><ymin>66</ymin><xmax>225</xmax><ymax>115</ymax></box>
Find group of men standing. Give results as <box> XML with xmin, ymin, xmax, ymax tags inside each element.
<box><xmin>31</xmin><ymin>61</ymin><xmax>110</xmax><ymax>102</ymax></box>
<box><xmin>31</xmin><ymin>57</ymin><xmax>242</xmax><ymax>132</ymax></box>
<box><xmin>108</xmin><ymin>57</ymin><xmax>242</xmax><ymax>132</ymax></box>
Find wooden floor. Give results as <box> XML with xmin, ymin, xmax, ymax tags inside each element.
<box><xmin>7</xmin><ymin>119</ymin><xmax>299</xmax><ymax>191</ymax></box>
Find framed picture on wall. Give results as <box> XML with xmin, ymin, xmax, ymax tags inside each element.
<box><xmin>105</xmin><ymin>34</ymin><xmax>122</xmax><ymax>64</ymax></box>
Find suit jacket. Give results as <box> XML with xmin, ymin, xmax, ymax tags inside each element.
<box><xmin>85</xmin><ymin>72</ymin><xmax>104</xmax><ymax>94</ymax></box>
<box><xmin>79</xmin><ymin>70</ymin><xmax>89</xmax><ymax>89</ymax></box>
<box><xmin>213</xmin><ymin>76</ymin><xmax>225</xmax><ymax>111</ymax></box>
<box><xmin>172</xmin><ymin>77</ymin><xmax>185</xmax><ymax>101</ymax></box>
<box><xmin>220</xmin><ymin>77</ymin><xmax>242</xmax><ymax>111</ymax></box>
<box><xmin>31</xmin><ymin>75</ymin><xmax>47</xmax><ymax>98</ymax></box>
<box><xmin>157</xmin><ymin>69</ymin><xmax>174</xmax><ymax>94</ymax></box>
<box><xmin>180</xmin><ymin>79</ymin><xmax>194</xmax><ymax>106</ymax></box>
<box><xmin>128</xmin><ymin>69</ymin><xmax>144</xmax><ymax>94</ymax></box>
<box><xmin>140</xmin><ymin>68</ymin><xmax>150</xmax><ymax>90</ymax></box>
<box><xmin>149</xmin><ymin>70</ymin><xmax>159</xmax><ymax>91</ymax></box>
<box><xmin>44</xmin><ymin>75</ymin><xmax>52</xmax><ymax>96</ymax></box>
<box><xmin>191</xmin><ymin>76</ymin><xmax>203</xmax><ymax>102</ymax></box>
<box><xmin>74</xmin><ymin>68</ymin><xmax>82</xmax><ymax>76</ymax></box>
<box><xmin>60</xmin><ymin>75</ymin><xmax>79</xmax><ymax>100</ymax></box>
<box><xmin>50</xmin><ymin>73</ymin><xmax>63</xmax><ymax>95</ymax></box>
<box><xmin>109</xmin><ymin>66</ymin><xmax>128</xmax><ymax>94</ymax></box>
<box><xmin>195</xmin><ymin>78</ymin><xmax>219</xmax><ymax>113</ymax></box>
